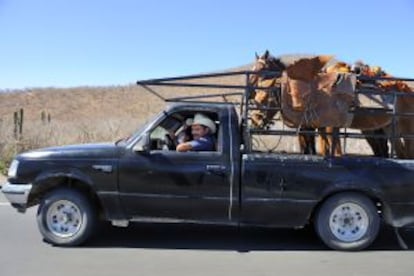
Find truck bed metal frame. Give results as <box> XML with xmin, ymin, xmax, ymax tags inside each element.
<box><xmin>137</xmin><ymin>71</ymin><xmax>414</xmax><ymax>158</ymax></box>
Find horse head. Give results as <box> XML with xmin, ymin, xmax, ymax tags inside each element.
<box><xmin>249</xmin><ymin>50</ymin><xmax>285</xmax><ymax>91</ymax></box>
<box><xmin>248</xmin><ymin>51</ymin><xmax>285</xmax><ymax>128</ymax></box>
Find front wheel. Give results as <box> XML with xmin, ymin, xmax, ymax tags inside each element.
<box><xmin>314</xmin><ymin>192</ymin><xmax>380</xmax><ymax>251</ymax></box>
<box><xmin>37</xmin><ymin>188</ymin><xmax>97</xmax><ymax>246</ymax></box>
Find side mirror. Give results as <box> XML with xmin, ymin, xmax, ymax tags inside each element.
<box><xmin>133</xmin><ymin>133</ymin><xmax>150</xmax><ymax>152</ymax></box>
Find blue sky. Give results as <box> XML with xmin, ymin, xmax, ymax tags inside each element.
<box><xmin>1</xmin><ymin>0</ymin><xmax>413</xmax><ymax>89</ymax></box>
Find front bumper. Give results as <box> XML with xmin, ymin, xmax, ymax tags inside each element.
<box><xmin>2</xmin><ymin>182</ymin><xmax>32</xmax><ymax>206</ymax></box>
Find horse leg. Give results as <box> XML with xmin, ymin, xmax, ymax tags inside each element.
<box><xmin>317</xmin><ymin>128</ymin><xmax>328</xmax><ymax>156</ymax></box>
<box><xmin>330</xmin><ymin>127</ymin><xmax>342</xmax><ymax>157</ymax></box>
<box><xmin>298</xmin><ymin>133</ymin><xmax>307</xmax><ymax>154</ymax></box>
<box><xmin>388</xmin><ymin>127</ymin><xmax>406</xmax><ymax>158</ymax></box>
<box><xmin>403</xmin><ymin>137</ymin><xmax>414</xmax><ymax>159</ymax></box>
<box><xmin>362</xmin><ymin>129</ymin><xmax>389</xmax><ymax>158</ymax></box>
<box><xmin>298</xmin><ymin>127</ymin><xmax>316</xmax><ymax>154</ymax></box>
<box><xmin>393</xmin><ymin>119</ymin><xmax>413</xmax><ymax>159</ymax></box>
<box><xmin>317</xmin><ymin>127</ymin><xmax>342</xmax><ymax>157</ymax></box>
<box><xmin>401</xmin><ymin>116</ymin><xmax>414</xmax><ymax>158</ymax></box>
<box><xmin>394</xmin><ymin>95</ymin><xmax>414</xmax><ymax>158</ymax></box>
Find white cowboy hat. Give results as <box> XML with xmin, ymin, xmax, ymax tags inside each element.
<box><xmin>192</xmin><ymin>113</ymin><xmax>216</xmax><ymax>134</ymax></box>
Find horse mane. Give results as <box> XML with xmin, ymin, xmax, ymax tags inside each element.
<box><xmin>267</xmin><ymin>56</ymin><xmax>286</xmax><ymax>71</ymax></box>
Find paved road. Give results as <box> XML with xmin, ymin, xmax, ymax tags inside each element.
<box><xmin>1</xmin><ymin>184</ymin><xmax>414</xmax><ymax>276</ymax></box>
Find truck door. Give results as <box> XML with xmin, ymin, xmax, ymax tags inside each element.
<box><xmin>118</xmin><ymin>110</ymin><xmax>233</xmax><ymax>223</ymax></box>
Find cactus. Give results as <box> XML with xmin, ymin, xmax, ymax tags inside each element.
<box><xmin>41</xmin><ymin>110</ymin><xmax>46</xmax><ymax>124</ymax></box>
<box><xmin>41</xmin><ymin>110</ymin><xmax>52</xmax><ymax>124</ymax></box>
<box><xmin>13</xmin><ymin>108</ymin><xmax>24</xmax><ymax>140</ymax></box>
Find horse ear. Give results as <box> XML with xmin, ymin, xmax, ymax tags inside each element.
<box><xmin>317</xmin><ymin>55</ymin><xmax>334</xmax><ymax>68</ymax></box>
<box><xmin>264</xmin><ymin>50</ymin><xmax>270</xmax><ymax>59</ymax></box>
<box><xmin>255</xmin><ymin>52</ymin><xmax>259</xmax><ymax>59</ymax></box>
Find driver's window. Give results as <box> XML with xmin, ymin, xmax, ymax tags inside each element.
<box><xmin>150</xmin><ymin>126</ymin><xmax>169</xmax><ymax>140</ymax></box>
<box><xmin>148</xmin><ymin>111</ymin><xmax>220</xmax><ymax>153</ymax></box>
<box><xmin>149</xmin><ymin>126</ymin><xmax>170</xmax><ymax>151</ymax></box>
<box><xmin>148</xmin><ymin>113</ymin><xmax>182</xmax><ymax>151</ymax></box>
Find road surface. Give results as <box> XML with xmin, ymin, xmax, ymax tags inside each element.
<box><xmin>1</xmin><ymin>176</ymin><xmax>414</xmax><ymax>276</ymax></box>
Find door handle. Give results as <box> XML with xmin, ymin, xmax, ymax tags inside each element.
<box><xmin>92</xmin><ymin>165</ymin><xmax>113</xmax><ymax>173</ymax></box>
<box><xmin>206</xmin><ymin>164</ymin><xmax>227</xmax><ymax>175</ymax></box>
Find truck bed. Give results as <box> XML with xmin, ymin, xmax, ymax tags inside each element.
<box><xmin>241</xmin><ymin>152</ymin><xmax>414</xmax><ymax>228</ymax></box>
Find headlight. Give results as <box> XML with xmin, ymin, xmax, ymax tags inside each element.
<box><xmin>8</xmin><ymin>160</ymin><xmax>19</xmax><ymax>178</ymax></box>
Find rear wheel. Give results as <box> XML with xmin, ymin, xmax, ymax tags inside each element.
<box><xmin>315</xmin><ymin>192</ymin><xmax>380</xmax><ymax>251</ymax></box>
<box><xmin>37</xmin><ymin>188</ymin><xmax>97</xmax><ymax>246</ymax></box>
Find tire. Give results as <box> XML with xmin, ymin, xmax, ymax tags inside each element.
<box><xmin>36</xmin><ymin>188</ymin><xmax>97</xmax><ymax>246</ymax></box>
<box><xmin>314</xmin><ymin>192</ymin><xmax>380</xmax><ymax>251</ymax></box>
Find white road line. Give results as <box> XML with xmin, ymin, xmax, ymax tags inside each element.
<box><xmin>0</xmin><ymin>202</ymin><xmax>10</xmax><ymax>206</ymax></box>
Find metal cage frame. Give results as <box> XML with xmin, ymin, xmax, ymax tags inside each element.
<box><xmin>137</xmin><ymin>71</ymin><xmax>414</xmax><ymax>158</ymax></box>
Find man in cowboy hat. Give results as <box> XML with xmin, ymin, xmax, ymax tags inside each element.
<box><xmin>176</xmin><ymin>113</ymin><xmax>216</xmax><ymax>152</ymax></box>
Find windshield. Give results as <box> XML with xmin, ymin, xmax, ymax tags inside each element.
<box><xmin>115</xmin><ymin>112</ymin><xmax>162</xmax><ymax>147</ymax></box>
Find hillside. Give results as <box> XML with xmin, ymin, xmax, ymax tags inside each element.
<box><xmin>0</xmin><ymin>69</ymin><xmax>246</xmax><ymax>132</ymax></box>
<box><xmin>0</xmin><ymin>70</ymin><xmax>246</xmax><ymax>166</ymax></box>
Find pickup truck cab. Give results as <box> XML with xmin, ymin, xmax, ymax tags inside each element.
<box><xmin>3</xmin><ymin>74</ymin><xmax>414</xmax><ymax>251</ymax></box>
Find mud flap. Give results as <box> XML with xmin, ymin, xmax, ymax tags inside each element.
<box><xmin>394</xmin><ymin>227</ymin><xmax>408</xmax><ymax>250</ymax></box>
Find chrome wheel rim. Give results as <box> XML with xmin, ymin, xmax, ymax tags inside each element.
<box><xmin>329</xmin><ymin>203</ymin><xmax>369</xmax><ymax>242</ymax></box>
<box><xmin>46</xmin><ymin>200</ymin><xmax>82</xmax><ymax>238</ymax></box>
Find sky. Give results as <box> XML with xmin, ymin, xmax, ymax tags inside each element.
<box><xmin>0</xmin><ymin>0</ymin><xmax>413</xmax><ymax>89</ymax></box>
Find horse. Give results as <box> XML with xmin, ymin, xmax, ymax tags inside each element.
<box><xmin>395</xmin><ymin>88</ymin><xmax>414</xmax><ymax>158</ymax></box>
<box><xmin>335</xmin><ymin>61</ymin><xmax>414</xmax><ymax>158</ymax></box>
<box><xmin>249</xmin><ymin>51</ymin><xmax>414</xmax><ymax>158</ymax></box>
<box><xmin>249</xmin><ymin>51</ymin><xmax>346</xmax><ymax>156</ymax></box>
<box><xmin>248</xmin><ymin>51</ymin><xmax>286</xmax><ymax>131</ymax></box>
<box><xmin>249</xmin><ymin>51</ymin><xmax>315</xmax><ymax>154</ymax></box>
<box><xmin>357</xmin><ymin>63</ymin><xmax>414</xmax><ymax>158</ymax></box>
<box><xmin>325</xmin><ymin>61</ymin><xmax>389</xmax><ymax>157</ymax></box>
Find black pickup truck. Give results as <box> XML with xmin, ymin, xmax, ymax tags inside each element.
<box><xmin>3</xmin><ymin>100</ymin><xmax>414</xmax><ymax>250</ymax></box>
<box><xmin>2</xmin><ymin>70</ymin><xmax>414</xmax><ymax>250</ymax></box>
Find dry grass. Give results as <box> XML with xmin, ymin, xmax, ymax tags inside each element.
<box><xmin>0</xmin><ymin>72</ymin><xmax>246</xmax><ymax>167</ymax></box>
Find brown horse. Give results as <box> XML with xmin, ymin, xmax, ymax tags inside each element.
<box><xmin>395</xmin><ymin>89</ymin><xmax>414</xmax><ymax>158</ymax></box>
<box><xmin>249</xmin><ymin>51</ymin><xmax>316</xmax><ymax>154</ymax></box>
<box><xmin>325</xmin><ymin>61</ymin><xmax>389</xmax><ymax>157</ymax></box>
<box><xmin>250</xmin><ymin>51</ymin><xmax>414</xmax><ymax>158</ymax></box>
<box><xmin>331</xmin><ymin>61</ymin><xmax>414</xmax><ymax>158</ymax></box>
<box><xmin>249</xmin><ymin>50</ymin><xmax>285</xmax><ymax>129</ymax></box>
<box><xmin>249</xmin><ymin>51</ymin><xmax>345</xmax><ymax>156</ymax></box>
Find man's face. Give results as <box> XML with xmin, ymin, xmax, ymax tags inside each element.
<box><xmin>191</xmin><ymin>124</ymin><xmax>209</xmax><ymax>140</ymax></box>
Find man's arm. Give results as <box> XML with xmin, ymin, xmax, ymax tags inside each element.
<box><xmin>176</xmin><ymin>142</ymin><xmax>193</xmax><ymax>152</ymax></box>
<box><xmin>177</xmin><ymin>137</ymin><xmax>214</xmax><ymax>152</ymax></box>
